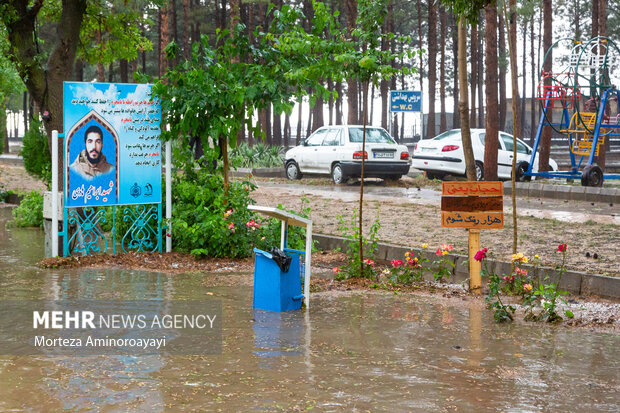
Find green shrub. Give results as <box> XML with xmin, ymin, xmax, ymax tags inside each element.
<box><xmin>12</xmin><ymin>190</ymin><xmax>43</xmax><ymax>227</ymax></box>
<box><xmin>230</xmin><ymin>142</ymin><xmax>284</xmax><ymax>169</ymax></box>
<box><xmin>21</xmin><ymin>119</ymin><xmax>51</xmax><ymax>188</ymax></box>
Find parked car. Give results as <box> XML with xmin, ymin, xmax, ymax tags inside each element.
<box><xmin>411</xmin><ymin>128</ymin><xmax>558</xmax><ymax>181</ymax></box>
<box><xmin>284</xmin><ymin>125</ymin><xmax>411</xmax><ymax>184</ymax></box>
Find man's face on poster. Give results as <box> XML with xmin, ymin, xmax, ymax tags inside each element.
<box><xmin>85</xmin><ymin>131</ymin><xmax>103</xmax><ymax>163</ymax></box>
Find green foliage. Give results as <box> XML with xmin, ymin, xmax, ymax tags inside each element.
<box><xmin>440</xmin><ymin>0</ymin><xmax>489</xmax><ymax>24</ymax></box>
<box><xmin>168</xmin><ymin>147</ymin><xmax>311</xmax><ymax>257</ymax></box>
<box><xmin>21</xmin><ymin>119</ymin><xmax>51</xmax><ymax>188</ymax></box>
<box><xmin>12</xmin><ymin>190</ymin><xmax>43</xmax><ymax>227</ymax></box>
<box><xmin>334</xmin><ymin>208</ymin><xmax>380</xmax><ymax>280</ymax></box>
<box><xmin>387</xmin><ymin>251</ymin><xmax>428</xmax><ymax>284</ymax></box>
<box><xmin>230</xmin><ymin>142</ymin><xmax>284</xmax><ymax>169</ymax></box>
<box><xmin>78</xmin><ymin>1</ymin><xmax>153</xmax><ymax>66</ymax></box>
<box><xmin>484</xmin><ymin>266</ymin><xmax>516</xmax><ymax>323</ymax></box>
<box><xmin>523</xmin><ymin>248</ymin><xmax>573</xmax><ymax>322</ymax></box>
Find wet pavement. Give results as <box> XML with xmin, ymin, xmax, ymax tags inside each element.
<box><xmin>257</xmin><ymin>180</ymin><xmax>620</xmax><ymax>225</ymax></box>
<box><xmin>1</xmin><ymin>208</ymin><xmax>619</xmax><ymax>411</ymax></box>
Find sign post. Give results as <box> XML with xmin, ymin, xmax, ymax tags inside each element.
<box><xmin>62</xmin><ymin>81</ymin><xmax>163</xmax><ymax>256</ymax></box>
<box><xmin>441</xmin><ymin>181</ymin><xmax>504</xmax><ymax>293</ymax></box>
<box><xmin>389</xmin><ymin>90</ymin><xmax>422</xmax><ymax>139</ymax></box>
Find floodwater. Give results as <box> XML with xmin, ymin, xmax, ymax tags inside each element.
<box><xmin>1</xmin><ymin>208</ymin><xmax>619</xmax><ymax>411</ymax></box>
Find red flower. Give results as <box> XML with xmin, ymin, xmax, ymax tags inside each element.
<box><xmin>390</xmin><ymin>259</ymin><xmax>404</xmax><ymax>268</ymax></box>
<box><xmin>363</xmin><ymin>258</ymin><xmax>375</xmax><ymax>267</ymax></box>
<box><xmin>474</xmin><ymin>248</ymin><xmax>488</xmax><ymax>262</ymax></box>
<box><xmin>556</xmin><ymin>243</ymin><xmax>567</xmax><ymax>253</ymax></box>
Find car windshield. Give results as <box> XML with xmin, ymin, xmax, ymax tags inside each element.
<box><xmin>432</xmin><ymin>129</ymin><xmax>462</xmax><ymax>140</ymax></box>
<box><xmin>349</xmin><ymin>128</ymin><xmax>395</xmax><ymax>144</ymax></box>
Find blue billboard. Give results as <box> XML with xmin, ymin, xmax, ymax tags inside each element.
<box><xmin>390</xmin><ymin>90</ymin><xmax>422</xmax><ymax>112</ymax></box>
<box><xmin>63</xmin><ymin>82</ymin><xmax>161</xmax><ymax>207</ymax></box>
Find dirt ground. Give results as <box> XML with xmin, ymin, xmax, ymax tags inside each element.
<box><xmin>0</xmin><ymin>164</ymin><xmax>46</xmax><ymax>194</ymax></box>
<box><xmin>251</xmin><ymin>183</ymin><xmax>620</xmax><ymax>278</ymax></box>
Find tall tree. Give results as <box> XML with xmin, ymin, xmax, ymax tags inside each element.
<box><xmin>439</xmin><ymin>6</ymin><xmax>447</xmax><ymax>133</ymax></box>
<box><xmin>538</xmin><ymin>0</ymin><xmax>553</xmax><ymax>172</ymax></box>
<box><xmin>509</xmin><ymin>0</ymin><xmax>521</xmax><ymax>139</ymax></box>
<box><xmin>470</xmin><ymin>23</ymin><xmax>478</xmax><ymax>127</ymax></box>
<box><xmin>498</xmin><ymin>11</ymin><xmax>506</xmax><ymax>130</ymax></box>
<box><xmin>3</xmin><ymin>0</ymin><xmax>88</xmax><ymax>185</ymax></box>
<box><xmin>450</xmin><ymin>12</ymin><xmax>459</xmax><ymax>129</ymax></box>
<box><xmin>427</xmin><ymin>0</ymin><xmax>437</xmax><ymax>138</ymax></box>
<box><xmin>484</xmin><ymin>1</ymin><xmax>499</xmax><ymax>181</ymax></box>
<box><xmin>346</xmin><ymin>0</ymin><xmax>358</xmax><ymax>124</ymax></box>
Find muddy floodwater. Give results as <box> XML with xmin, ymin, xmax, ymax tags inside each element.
<box><xmin>1</xmin><ymin>208</ymin><xmax>619</xmax><ymax>412</ymax></box>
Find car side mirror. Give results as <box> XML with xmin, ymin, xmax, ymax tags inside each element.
<box><xmin>302</xmin><ymin>139</ymin><xmax>308</xmax><ymax>146</ymax></box>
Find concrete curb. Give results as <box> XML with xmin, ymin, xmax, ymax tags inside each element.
<box><xmin>504</xmin><ymin>181</ymin><xmax>619</xmax><ymax>204</ymax></box>
<box><xmin>313</xmin><ymin>233</ymin><xmax>620</xmax><ymax>300</ymax></box>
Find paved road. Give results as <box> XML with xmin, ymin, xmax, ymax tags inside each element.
<box><xmin>258</xmin><ymin>180</ymin><xmax>620</xmax><ymax>225</ymax></box>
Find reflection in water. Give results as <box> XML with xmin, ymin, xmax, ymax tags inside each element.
<box><xmin>0</xmin><ymin>208</ymin><xmax>619</xmax><ymax>411</ymax></box>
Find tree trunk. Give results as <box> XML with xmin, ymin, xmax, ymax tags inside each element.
<box><xmin>417</xmin><ymin>0</ymin><xmax>424</xmax><ymax>135</ymax></box>
<box><xmin>170</xmin><ymin>0</ymin><xmax>178</xmax><ymax>66</ymax></box>
<box><xmin>335</xmin><ymin>82</ymin><xmax>343</xmax><ymax>124</ymax></box>
<box><xmin>509</xmin><ymin>0</ymin><xmax>521</xmax><ymax>139</ymax></box>
<box><xmin>183</xmin><ymin>0</ymin><xmax>190</xmax><ymax>59</ymax></box>
<box><xmin>427</xmin><ymin>0</ymin><xmax>437</xmax><ymax>138</ymax></box>
<box><xmin>439</xmin><ymin>6</ymin><xmax>447</xmax><ymax>133</ymax></box>
<box><xmin>5</xmin><ymin>0</ymin><xmax>87</xmax><ymax>188</ymax></box>
<box><xmin>313</xmin><ymin>93</ymin><xmax>324</xmax><ymax>132</ymax></box>
<box><xmin>108</xmin><ymin>62</ymin><xmax>113</xmax><ymax>82</ymax></box>
<box><xmin>597</xmin><ymin>0</ymin><xmax>608</xmax><ymax>169</ymax></box>
<box><xmin>484</xmin><ymin>2</ymin><xmax>499</xmax><ymax>181</ymax></box>
<box><xmin>159</xmin><ymin>3</ymin><xmax>170</xmax><ymax>77</ymax></box>
<box><xmin>470</xmin><ymin>24</ymin><xmax>478</xmax><ymax>127</ymax></box>
<box><xmin>97</xmin><ymin>26</ymin><xmax>105</xmax><ymax>82</ymax></box>
<box><xmin>521</xmin><ymin>21</ymin><xmax>527</xmax><ymax>137</ymax></box>
<box><xmin>450</xmin><ymin>12</ymin><xmax>459</xmax><ymax>129</ymax></box>
<box><xmin>539</xmin><ymin>0</ymin><xmax>553</xmax><ymax>172</ymax></box>
<box><xmin>328</xmin><ymin>79</ymin><xmax>334</xmax><ymax>125</ymax></box>
<box><xmin>346</xmin><ymin>0</ymin><xmax>358</xmax><ymax>125</ymax></box>
<box><xmin>0</xmin><ymin>104</ymin><xmax>7</xmax><ymax>154</ymax></box>
<box><xmin>530</xmin><ymin>14</ymin><xmax>536</xmax><ymax>144</ymax></box>
<box><xmin>119</xmin><ymin>59</ymin><xmax>128</xmax><ymax>82</ymax></box>
<box><xmin>498</xmin><ymin>11</ymin><xmax>506</xmax><ymax>131</ymax></box>
<box><xmin>380</xmin><ymin>3</ymin><xmax>390</xmax><ymax>130</ymax></box>
<box><xmin>296</xmin><ymin>97</ymin><xmax>303</xmax><ymax>145</ymax></box>
<box><xmin>284</xmin><ymin>113</ymin><xmax>290</xmax><ymax>149</ymax></box>
<box><xmin>358</xmin><ymin>80</ymin><xmax>369</xmax><ymax>277</ymax></box>
<box><xmin>273</xmin><ymin>109</ymin><xmax>282</xmax><ymax>146</ymax></box>
<box><xmin>72</xmin><ymin>59</ymin><xmax>82</xmax><ymax>81</ymax></box>
<box><xmin>458</xmin><ymin>18</ymin><xmax>476</xmax><ymax>181</ymax></box>
<box><xmin>477</xmin><ymin>16</ymin><xmax>484</xmax><ymax>128</ymax></box>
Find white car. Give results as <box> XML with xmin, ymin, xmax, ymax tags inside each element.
<box><xmin>411</xmin><ymin>128</ymin><xmax>558</xmax><ymax>181</ymax></box>
<box><xmin>284</xmin><ymin>125</ymin><xmax>411</xmax><ymax>184</ymax></box>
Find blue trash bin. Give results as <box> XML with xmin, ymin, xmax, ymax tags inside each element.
<box><xmin>253</xmin><ymin>248</ymin><xmax>304</xmax><ymax>312</ymax></box>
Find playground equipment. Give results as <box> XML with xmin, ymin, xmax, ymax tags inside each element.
<box><xmin>526</xmin><ymin>36</ymin><xmax>620</xmax><ymax>186</ymax></box>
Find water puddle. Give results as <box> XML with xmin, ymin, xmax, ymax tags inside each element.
<box><xmin>1</xmin><ymin>208</ymin><xmax>619</xmax><ymax>411</ymax></box>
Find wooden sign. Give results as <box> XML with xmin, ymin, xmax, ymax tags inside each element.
<box><xmin>441</xmin><ymin>182</ymin><xmax>504</xmax><ymax>229</ymax></box>
<box><xmin>441</xmin><ymin>196</ymin><xmax>503</xmax><ymax>212</ymax></box>
<box><xmin>441</xmin><ymin>212</ymin><xmax>504</xmax><ymax>228</ymax></box>
<box><xmin>442</xmin><ymin>181</ymin><xmax>503</xmax><ymax>197</ymax></box>
<box><xmin>441</xmin><ymin>181</ymin><xmax>504</xmax><ymax>295</ymax></box>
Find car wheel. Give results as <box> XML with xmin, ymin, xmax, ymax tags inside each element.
<box><xmin>285</xmin><ymin>161</ymin><xmax>302</xmax><ymax>180</ymax></box>
<box><xmin>425</xmin><ymin>172</ymin><xmax>443</xmax><ymax>180</ymax></box>
<box><xmin>515</xmin><ymin>161</ymin><xmax>532</xmax><ymax>182</ymax></box>
<box><xmin>581</xmin><ymin>164</ymin><xmax>604</xmax><ymax>187</ymax></box>
<box><xmin>475</xmin><ymin>161</ymin><xmax>484</xmax><ymax>181</ymax></box>
<box><xmin>331</xmin><ymin>163</ymin><xmax>348</xmax><ymax>185</ymax></box>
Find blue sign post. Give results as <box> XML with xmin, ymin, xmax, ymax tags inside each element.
<box><xmin>389</xmin><ymin>90</ymin><xmax>423</xmax><ymax>140</ymax></box>
<box><xmin>62</xmin><ymin>82</ymin><xmax>162</xmax><ymax>256</ymax></box>
<box><xmin>390</xmin><ymin>91</ymin><xmax>422</xmax><ymax>112</ymax></box>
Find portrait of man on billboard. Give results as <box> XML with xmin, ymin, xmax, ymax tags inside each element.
<box><xmin>70</xmin><ymin>125</ymin><xmax>114</xmax><ymax>180</ymax></box>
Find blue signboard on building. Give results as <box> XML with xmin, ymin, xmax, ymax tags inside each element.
<box><xmin>390</xmin><ymin>90</ymin><xmax>422</xmax><ymax>112</ymax></box>
<box><xmin>63</xmin><ymin>82</ymin><xmax>161</xmax><ymax>207</ymax></box>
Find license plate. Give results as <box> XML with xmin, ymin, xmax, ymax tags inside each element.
<box><xmin>374</xmin><ymin>152</ymin><xmax>393</xmax><ymax>158</ymax></box>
